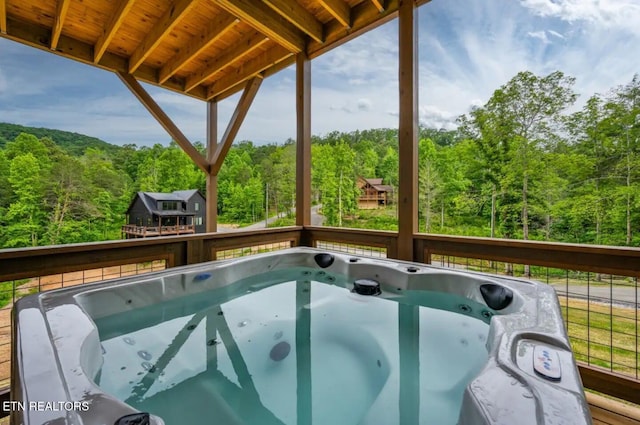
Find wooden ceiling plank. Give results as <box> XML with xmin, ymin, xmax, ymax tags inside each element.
<box><xmin>317</xmin><ymin>0</ymin><xmax>350</xmax><ymax>28</ymax></box>
<box><xmin>51</xmin><ymin>0</ymin><xmax>72</xmax><ymax>50</ymax></box>
<box><xmin>3</xmin><ymin>16</ymin><xmax>207</xmax><ymax>99</ymax></box>
<box><xmin>129</xmin><ymin>0</ymin><xmax>197</xmax><ymax>74</ymax></box>
<box><xmin>371</xmin><ymin>0</ymin><xmax>385</xmax><ymax>13</ymax></box>
<box><xmin>0</xmin><ymin>0</ymin><xmax>7</xmax><ymax>34</ymax></box>
<box><xmin>94</xmin><ymin>0</ymin><xmax>136</xmax><ymax>63</ymax></box>
<box><xmin>211</xmin><ymin>76</ymin><xmax>262</xmax><ymax>175</ymax></box>
<box><xmin>308</xmin><ymin>0</ymin><xmax>397</xmax><ymax>59</ymax></box>
<box><xmin>214</xmin><ymin>0</ymin><xmax>305</xmax><ymax>52</ymax></box>
<box><xmin>207</xmin><ymin>45</ymin><xmax>292</xmax><ymax>100</ymax></box>
<box><xmin>185</xmin><ymin>31</ymin><xmax>268</xmax><ymax>92</ymax></box>
<box><xmin>158</xmin><ymin>13</ymin><xmax>238</xmax><ymax>84</ymax></box>
<box><xmin>117</xmin><ymin>71</ymin><xmax>210</xmax><ymax>173</ymax></box>
<box><xmin>262</xmin><ymin>0</ymin><xmax>323</xmax><ymax>43</ymax></box>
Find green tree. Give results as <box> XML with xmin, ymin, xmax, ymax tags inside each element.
<box><xmin>419</xmin><ymin>138</ymin><xmax>441</xmax><ymax>232</ymax></box>
<box><xmin>378</xmin><ymin>147</ymin><xmax>399</xmax><ymax>188</ymax></box>
<box><xmin>563</xmin><ymin>95</ymin><xmax>615</xmax><ymax>245</ymax></box>
<box><xmin>5</xmin><ymin>153</ymin><xmax>45</xmax><ymax>247</ymax></box>
<box><xmin>606</xmin><ymin>75</ymin><xmax>640</xmax><ymax>245</ymax></box>
<box><xmin>156</xmin><ymin>142</ymin><xmax>203</xmax><ymax>192</ymax></box>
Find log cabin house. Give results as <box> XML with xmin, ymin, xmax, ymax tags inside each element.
<box><xmin>357</xmin><ymin>177</ymin><xmax>394</xmax><ymax>209</ymax></box>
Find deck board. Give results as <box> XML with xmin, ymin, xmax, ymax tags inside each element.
<box><xmin>588</xmin><ymin>392</ymin><xmax>640</xmax><ymax>425</ymax></box>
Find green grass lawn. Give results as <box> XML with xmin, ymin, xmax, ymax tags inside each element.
<box><xmin>560</xmin><ymin>298</ymin><xmax>640</xmax><ymax>376</ymax></box>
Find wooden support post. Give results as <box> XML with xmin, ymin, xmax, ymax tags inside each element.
<box><xmin>396</xmin><ymin>0</ymin><xmax>418</xmax><ymax>261</ymax></box>
<box><xmin>206</xmin><ymin>100</ymin><xmax>218</xmax><ymax>233</ymax></box>
<box><xmin>296</xmin><ymin>53</ymin><xmax>311</xmax><ymax>228</ymax></box>
<box><xmin>117</xmin><ymin>72</ymin><xmax>210</xmax><ymax>173</ymax></box>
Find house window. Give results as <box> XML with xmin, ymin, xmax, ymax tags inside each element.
<box><xmin>162</xmin><ymin>201</ymin><xmax>178</xmax><ymax>210</ymax></box>
<box><xmin>195</xmin><ymin>217</ymin><xmax>203</xmax><ymax>226</ymax></box>
<box><xmin>195</xmin><ymin>202</ymin><xmax>200</xmax><ymax>211</ymax></box>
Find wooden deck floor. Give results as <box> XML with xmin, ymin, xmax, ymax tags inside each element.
<box><xmin>588</xmin><ymin>392</ymin><xmax>640</xmax><ymax>425</ymax></box>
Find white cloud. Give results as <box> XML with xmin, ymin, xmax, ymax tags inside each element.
<box><xmin>419</xmin><ymin>105</ymin><xmax>458</xmax><ymax>130</ymax></box>
<box><xmin>548</xmin><ymin>29</ymin><xmax>565</xmax><ymax>39</ymax></box>
<box><xmin>520</xmin><ymin>0</ymin><xmax>640</xmax><ymax>35</ymax></box>
<box><xmin>528</xmin><ymin>30</ymin><xmax>551</xmax><ymax>44</ymax></box>
<box><xmin>357</xmin><ymin>98</ymin><xmax>373</xmax><ymax>112</ymax></box>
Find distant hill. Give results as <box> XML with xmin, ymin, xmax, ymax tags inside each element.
<box><xmin>0</xmin><ymin>122</ymin><xmax>120</xmax><ymax>156</ymax></box>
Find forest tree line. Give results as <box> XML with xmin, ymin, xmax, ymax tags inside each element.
<box><xmin>0</xmin><ymin>70</ymin><xmax>639</xmax><ymax>249</ymax></box>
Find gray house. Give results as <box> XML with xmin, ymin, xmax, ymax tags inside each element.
<box><xmin>122</xmin><ymin>190</ymin><xmax>206</xmax><ymax>238</ymax></box>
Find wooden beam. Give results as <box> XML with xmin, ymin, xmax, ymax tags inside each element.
<box><xmin>213</xmin><ymin>54</ymin><xmax>294</xmax><ymax>101</ymax></box>
<box><xmin>94</xmin><ymin>0</ymin><xmax>136</xmax><ymax>63</ymax></box>
<box><xmin>206</xmin><ymin>101</ymin><xmax>218</xmax><ymax>232</ymax></box>
<box><xmin>214</xmin><ymin>0</ymin><xmax>306</xmax><ymax>52</ymax></box>
<box><xmin>308</xmin><ymin>0</ymin><xmax>397</xmax><ymax>59</ymax></box>
<box><xmin>185</xmin><ymin>31</ymin><xmax>268</xmax><ymax>92</ymax></box>
<box><xmin>210</xmin><ymin>77</ymin><xmax>262</xmax><ymax>175</ymax></box>
<box><xmin>159</xmin><ymin>13</ymin><xmax>238</xmax><ymax>84</ymax></box>
<box><xmin>396</xmin><ymin>0</ymin><xmax>418</xmax><ymax>261</ymax></box>
<box><xmin>51</xmin><ymin>0</ymin><xmax>71</xmax><ymax>50</ymax></box>
<box><xmin>296</xmin><ymin>53</ymin><xmax>311</xmax><ymax>227</ymax></box>
<box><xmin>263</xmin><ymin>0</ymin><xmax>323</xmax><ymax>43</ymax></box>
<box><xmin>207</xmin><ymin>45</ymin><xmax>292</xmax><ymax>100</ymax></box>
<box><xmin>129</xmin><ymin>0</ymin><xmax>196</xmax><ymax>73</ymax></box>
<box><xmin>317</xmin><ymin>0</ymin><xmax>351</xmax><ymax>28</ymax></box>
<box><xmin>117</xmin><ymin>72</ymin><xmax>210</xmax><ymax>173</ymax></box>
<box><xmin>0</xmin><ymin>0</ymin><xmax>7</xmax><ymax>34</ymax></box>
<box><xmin>371</xmin><ymin>0</ymin><xmax>385</xmax><ymax>12</ymax></box>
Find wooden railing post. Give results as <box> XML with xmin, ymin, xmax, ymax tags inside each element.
<box><xmin>396</xmin><ymin>0</ymin><xmax>419</xmax><ymax>261</ymax></box>
<box><xmin>296</xmin><ymin>52</ymin><xmax>311</xmax><ymax>227</ymax></box>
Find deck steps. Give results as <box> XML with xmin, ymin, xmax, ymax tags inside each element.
<box><xmin>588</xmin><ymin>392</ymin><xmax>640</xmax><ymax>425</ymax></box>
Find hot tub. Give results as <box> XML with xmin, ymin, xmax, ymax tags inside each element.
<box><xmin>12</xmin><ymin>247</ymin><xmax>591</xmax><ymax>425</ymax></box>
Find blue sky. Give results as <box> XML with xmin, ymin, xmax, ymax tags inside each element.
<box><xmin>1</xmin><ymin>0</ymin><xmax>639</xmax><ymax>147</ymax></box>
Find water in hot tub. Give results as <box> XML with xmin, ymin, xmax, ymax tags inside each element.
<box><xmin>93</xmin><ymin>267</ymin><xmax>491</xmax><ymax>425</ymax></box>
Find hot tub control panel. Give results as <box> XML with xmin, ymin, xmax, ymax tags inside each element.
<box><xmin>533</xmin><ymin>345</ymin><xmax>561</xmax><ymax>381</ymax></box>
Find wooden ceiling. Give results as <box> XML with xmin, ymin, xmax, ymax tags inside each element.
<box><xmin>0</xmin><ymin>0</ymin><xmax>429</xmax><ymax>102</ymax></box>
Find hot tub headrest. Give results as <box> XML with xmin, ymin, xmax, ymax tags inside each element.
<box><xmin>480</xmin><ymin>284</ymin><xmax>513</xmax><ymax>311</ymax></box>
<box><xmin>314</xmin><ymin>253</ymin><xmax>335</xmax><ymax>268</ymax></box>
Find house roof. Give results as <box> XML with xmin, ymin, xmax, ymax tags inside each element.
<box><xmin>360</xmin><ymin>177</ymin><xmax>393</xmax><ymax>193</ymax></box>
<box><xmin>0</xmin><ymin>0</ymin><xmax>430</xmax><ymax>102</ymax></box>
<box><xmin>374</xmin><ymin>184</ymin><xmax>394</xmax><ymax>192</ymax></box>
<box><xmin>171</xmin><ymin>189</ymin><xmax>200</xmax><ymax>200</ymax></box>
<box><xmin>365</xmin><ymin>178</ymin><xmax>383</xmax><ymax>185</ymax></box>
<box><xmin>128</xmin><ymin>190</ymin><xmax>203</xmax><ymax>216</ymax></box>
